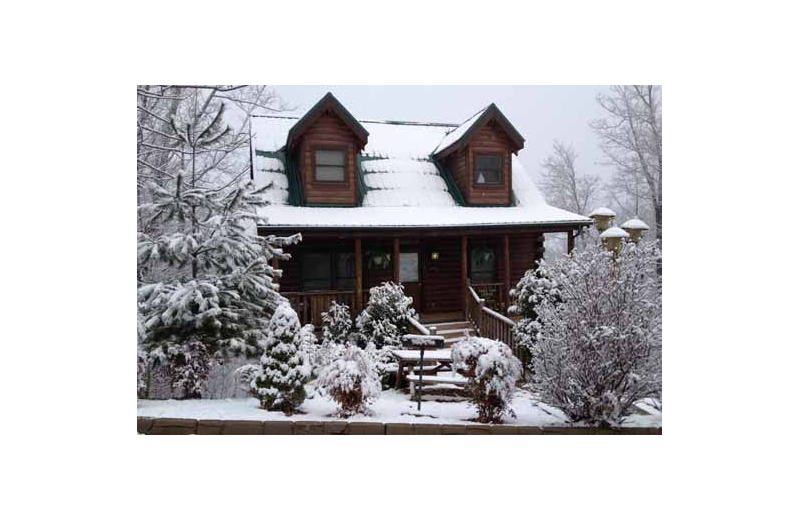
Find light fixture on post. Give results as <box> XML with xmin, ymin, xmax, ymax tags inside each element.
<box><xmin>600</xmin><ymin>226</ymin><xmax>630</xmax><ymax>253</ymax></box>
<box><xmin>589</xmin><ymin>207</ymin><xmax>617</xmax><ymax>232</ymax></box>
<box><xmin>621</xmin><ymin>218</ymin><xmax>650</xmax><ymax>244</ymax></box>
<box><xmin>430</xmin><ymin>251</ymin><xmax>440</xmax><ymax>261</ymax></box>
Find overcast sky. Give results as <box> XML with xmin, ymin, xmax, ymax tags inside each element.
<box><xmin>269</xmin><ymin>85</ymin><xmax>614</xmax><ymax>182</ymax></box>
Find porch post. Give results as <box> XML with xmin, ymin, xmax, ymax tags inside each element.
<box><xmin>392</xmin><ymin>237</ymin><xmax>400</xmax><ymax>283</ymax></box>
<box><xmin>355</xmin><ymin>237</ymin><xmax>363</xmax><ymax>313</ymax></box>
<box><xmin>567</xmin><ymin>230</ymin><xmax>575</xmax><ymax>254</ymax></box>
<box><xmin>461</xmin><ymin>235</ymin><xmax>468</xmax><ymax>318</ymax></box>
<box><xmin>503</xmin><ymin>234</ymin><xmax>511</xmax><ymax>311</ymax></box>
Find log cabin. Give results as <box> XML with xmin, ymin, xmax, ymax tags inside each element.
<box><xmin>250</xmin><ymin>92</ymin><xmax>591</xmax><ymax>338</ymax></box>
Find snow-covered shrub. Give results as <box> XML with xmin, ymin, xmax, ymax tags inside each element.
<box><xmin>521</xmin><ymin>242</ymin><xmax>662</xmax><ymax>426</ymax></box>
<box><xmin>251</xmin><ymin>303</ymin><xmax>311</xmax><ymax>413</ymax></box>
<box><xmin>356</xmin><ymin>282</ymin><xmax>417</xmax><ymax>349</ymax></box>
<box><xmin>452</xmin><ymin>337</ymin><xmax>522</xmax><ymax>423</ymax></box>
<box><xmin>322</xmin><ymin>301</ymin><xmax>352</xmax><ymax>345</ymax></box>
<box><xmin>149</xmin><ymin>338</ymin><xmax>216</xmax><ymax>399</ymax></box>
<box><xmin>233</xmin><ymin>363</ymin><xmax>261</xmax><ymax>398</ymax></box>
<box><xmin>317</xmin><ymin>342</ymin><xmax>381</xmax><ymax>417</ymax></box>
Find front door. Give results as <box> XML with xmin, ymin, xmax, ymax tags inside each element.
<box><xmin>399</xmin><ymin>249</ymin><xmax>422</xmax><ymax>313</ymax></box>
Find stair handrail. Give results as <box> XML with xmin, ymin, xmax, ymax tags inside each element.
<box><xmin>408</xmin><ymin>316</ymin><xmax>430</xmax><ymax>336</ymax></box>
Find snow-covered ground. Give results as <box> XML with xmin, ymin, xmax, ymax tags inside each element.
<box><xmin>137</xmin><ymin>389</ymin><xmax>661</xmax><ymax>428</ymax></box>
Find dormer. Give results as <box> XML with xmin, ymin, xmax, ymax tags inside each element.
<box><xmin>286</xmin><ymin>93</ymin><xmax>368</xmax><ymax>206</ymax></box>
<box><xmin>432</xmin><ymin>104</ymin><xmax>524</xmax><ymax>206</ymax></box>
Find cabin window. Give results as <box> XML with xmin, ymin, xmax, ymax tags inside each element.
<box><xmin>301</xmin><ymin>252</ymin><xmax>354</xmax><ymax>290</ymax></box>
<box><xmin>475</xmin><ymin>153</ymin><xmax>503</xmax><ymax>185</ymax></box>
<box><xmin>314</xmin><ymin>149</ymin><xmax>346</xmax><ymax>182</ymax></box>
<box><xmin>470</xmin><ymin>246</ymin><xmax>497</xmax><ymax>283</ymax></box>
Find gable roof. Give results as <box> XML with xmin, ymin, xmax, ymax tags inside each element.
<box><xmin>250</xmin><ymin>103</ymin><xmax>590</xmax><ymax>230</ymax></box>
<box><xmin>432</xmin><ymin>103</ymin><xmax>525</xmax><ymax>159</ymax></box>
<box><xmin>285</xmin><ymin>92</ymin><xmax>369</xmax><ymax>151</ymax></box>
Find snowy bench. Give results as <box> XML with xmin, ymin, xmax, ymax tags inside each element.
<box><xmin>407</xmin><ymin>372</ymin><xmax>468</xmax><ymax>397</ymax></box>
<box><xmin>391</xmin><ymin>348</ymin><xmax>453</xmax><ymax>388</ymax></box>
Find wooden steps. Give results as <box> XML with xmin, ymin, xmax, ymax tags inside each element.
<box><xmin>425</xmin><ymin>320</ymin><xmax>475</xmax><ymax>346</ymax></box>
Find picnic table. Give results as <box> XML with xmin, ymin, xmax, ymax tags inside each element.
<box><xmin>392</xmin><ymin>348</ymin><xmax>453</xmax><ymax>386</ymax></box>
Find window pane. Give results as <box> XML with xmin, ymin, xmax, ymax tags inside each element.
<box><xmin>316</xmin><ymin>149</ymin><xmax>345</xmax><ymax>166</ymax></box>
<box><xmin>476</xmin><ymin>154</ymin><xmax>501</xmax><ymax>184</ymax></box>
<box><xmin>302</xmin><ymin>253</ymin><xmax>332</xmax><ymax>290</ymax></box>
<box><xmin>315</xmin><ymin>165</ymin><xmax>345</xmax><ymax>182</ymax></box>
<box><xmin>470</xmin><ymin>248</ymin><xmax>496</xmax><ymax>282</ymax></box>
<box><xmin>477</xmin><ymin>155</ymin><xmax>501</xmax><ymax>170</ymax></box>
<box><xmin>399</xmin><ymin>253</ymin><xmax>419</xmax><ymax>283</ymax></box>
<box><xmin>334</xmin><ymin>253</ymin><xmax>355</xmax><ymax>289</ymax></box>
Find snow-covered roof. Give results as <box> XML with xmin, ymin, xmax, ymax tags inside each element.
<box><xmin>600</xmin><ymin>226</ymin><xmax>630</xmax><ymax>239</ymax></box>
<box><xmin>589</xmin><ymin>207</ymin><xmax>616</xmax><ymax>218</ymax></box>
<box><xmin>251</xmin><ymin>114</ymin><xmax>591</xmax><ymax>229</ymax></box>
<box><xmin>432</xmin><ymin>107</ymin><xmax>487</xmax><ymax>155</ymax></box>
<box><xmin>621</xmin><ymin>218</ymin><xmax>650</xmax><ymax>230</ymax></box>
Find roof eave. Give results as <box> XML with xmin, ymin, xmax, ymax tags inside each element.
<box><xmin>432</xmin><ymin>103</ymin><xmax>525</xmax><ymax>160</ymax></box>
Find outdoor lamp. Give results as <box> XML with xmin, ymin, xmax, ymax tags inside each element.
<box><xmin>600</xmin><ymin>226</ymin><xmax>630</xmax><ymax>253</ymax></box>
<box><xmin>589</xmin><ymin>207</ymin><xmax>617</xmax><ymax>232</ymax></box>
<box><xmin>621</xmin><ymin>218</ymin><xmax>650</xmax><ymax>243</ymax></box>
<box><xmin>430</xmin><ymin>251</ymin><xmax>440</xmax><ymax>261</ymax></box>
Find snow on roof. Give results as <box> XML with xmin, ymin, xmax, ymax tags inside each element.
<box><xmin>431</xmin><ymin>106</ymin><xmax>487</xmax><ymax>155</ymax></box>
<box><xmin>621</xmin><ymin>218</ymin><xmax>650</xmax><ymax>230</ymax></box>
<box><xmin>600</xmin><ymin>226</ymin><xmax>630</xmax><ymax>239</ymax></box>
<box><xmin>589</xmin><ymin>207</ymin><xmax>616</xmax><ymax>217</ymax></box>
<box><xmin>250</xmin><ymin>114</ymin><xmax>592</xmax><ymax>229</ymax></box>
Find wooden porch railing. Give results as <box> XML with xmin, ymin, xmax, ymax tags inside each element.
<box><xmin>467</xmin><ymin>284</ymin><xmax>519</xmax><ymax>358</ymax></box>
<box><xmin>408</xmin><ymin>316</ymin><xmax>437</xmax><ymax>338</ymax></box>
<box><xmin>471</xmin><ymin>282</ymin><xmax>508</xmax><ymax>313</ymax></box>
<box><xmin>284</xmin><ymin>291</ymin><xmax>356</xmax><ymax>328</ymax></box>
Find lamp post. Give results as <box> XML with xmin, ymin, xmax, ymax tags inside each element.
<box><xmin>621</xmin><ymin>218</ymin><xmax>650</xmax><ymax>244</ymax></box>
<box><xmin>589</xmin><ymin>207</ymin><xmax>617</xmax><ymax>232</ymax></box>
<box><xmin>600</xmin><ymin>226</ymin><xmax>630</xmax><ymax>253</ymax></box>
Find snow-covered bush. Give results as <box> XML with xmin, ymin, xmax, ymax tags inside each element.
<box><xmin>233</xmin><ymin>363</ymin><xmax>261</xmax><ymax>398</ymax></box>
<box><xmin>356</xmin><ymin>282</ymin><xmax>417</xmax><ymax>349</ymax></box>
<box><xmin>452</xmin><ymin>337</ymin><xmax>522</xmax><ymax>423</ymax></box>
<box><xmin>322</xmin><ymin>301</ymin><xmax>353</xmax><ymax>345</ymax></box>
<box><xmin>251</xmin><ymin>303</ymin><xmax>311</xmax><ymax>413</ymax></box>
<box><xmin>149</xmin><ymin>338</ymin><xmax>216</xmax><ymax>399</ymax></box>
<box><xmin>520</xmin><ymin>242</ymin><xmax>662</xmax><ymax>426</ymax></box>
<box><xmin>317</xmin><ymin>342</ymin><xmax>381</xmax><ymax>417</ymax></box>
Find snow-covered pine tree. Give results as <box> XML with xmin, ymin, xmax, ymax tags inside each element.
<box><xmin>521</xmin><ymin>241</ymin><xmax>662</xmax><ymax>426</ymax></box>
<box><xmin>137</xmin><ymin>90</ymin><xmax>300</xmax><ymax>397</ymax></box>
<box><xmin>355</xmin><ymin>282</ymin><xmax>417</xmax><ymax>349</ymax></box>
<box><xmin>452</xmin><ymin>337</ymin><xmax>522</xmax><ymax>423</ymax></box>
<box><xmin>251</xmin><ymin>303</ymin><xmax>311</xmax><ymax>413</ymax></box>
<box><xmin>317</xmin><ymin>342</ymin><xmax>381</xmax><ymax>417</ymax></box>
<box><xmin>322</xmin><ymin>301</ymin><xmax>352</xmax><ymax>345</ymax></box>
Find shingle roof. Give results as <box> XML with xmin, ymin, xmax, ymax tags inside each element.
<box><xmin>250</xmin><ymin>110</ymin><xmax>591</xmax><ymax>229</ymax></box>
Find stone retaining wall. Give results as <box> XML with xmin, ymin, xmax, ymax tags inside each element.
<box><xmin>138</xmin><ymin>417</ymin><xmax>661</xmax><ymax>435</ymax></box>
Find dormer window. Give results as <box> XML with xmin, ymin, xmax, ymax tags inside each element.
<box><xmin>475</xmin><ymin>153</ymin><xmax>503</xmax><ymax>185</ymax></box>
<box><xmin>314</xmin><ymin>149</ymin><xmax>346</xmax><ymax>182</ymax></box>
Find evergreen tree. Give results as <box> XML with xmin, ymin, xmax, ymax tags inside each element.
<box><xmin>322</xmin><ymin>301</ymin><xmax>353</xmax><ymax>345</ymax></box>
<box><xmin>355</xmin><ymin>282</ymin><xmax>417</xmax><ymax>349</ymax></box>
<box><xmin>137</xmin><ymin>92</ymin><xmax>300</xmax><ymax>397</ymax></box>
<box><xmin>252</xmin><ymin>303</ymin><xmax>311</xmax><ymax>413</ymax></box>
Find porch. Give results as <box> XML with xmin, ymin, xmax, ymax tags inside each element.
<box><xmin>272</xmin><ymin>226</ymin><xmax>580</xmax><ymax>328</ymax></box>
